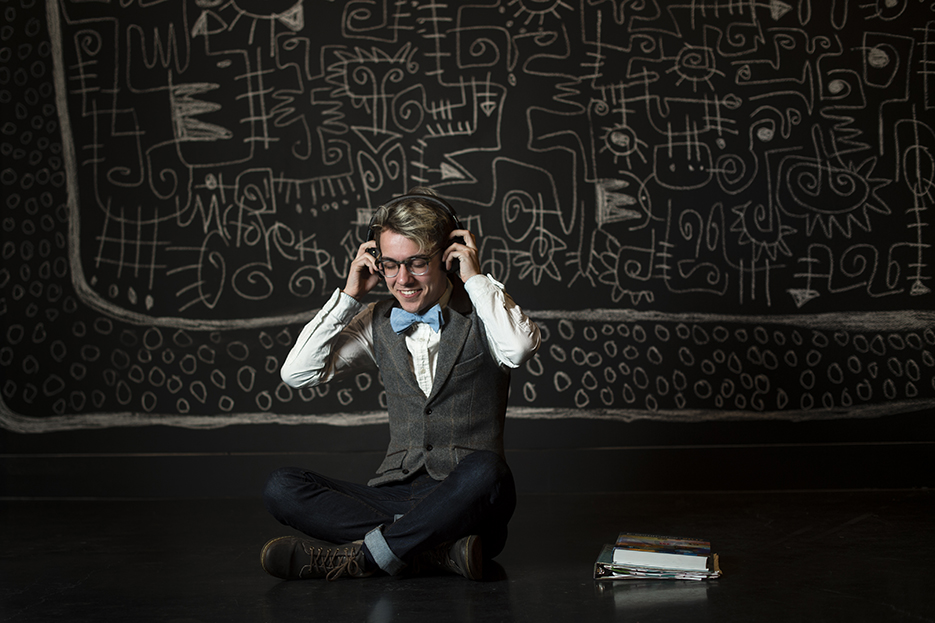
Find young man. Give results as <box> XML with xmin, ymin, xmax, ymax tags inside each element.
<box><xmin>261</xmin><ymin>189</ymin><xmax>541</xmax><ymax>581</ymax></box>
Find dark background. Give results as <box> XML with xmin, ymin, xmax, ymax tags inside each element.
<box><xmin>1</xmin><ymin>0</ymin><xmax>933</xmax><ymax>498</ymax></box>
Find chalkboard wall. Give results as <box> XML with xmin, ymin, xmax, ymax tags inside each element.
<box><xmin>2</xmin><ymin>0</ymin><xmax>934</xmax><ymax>442</ymax></box>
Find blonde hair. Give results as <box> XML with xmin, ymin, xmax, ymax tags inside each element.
<box><xmin>371</xmin><ymin>187</ymin><xmax>457</xmax><ymax>255</ymax></box>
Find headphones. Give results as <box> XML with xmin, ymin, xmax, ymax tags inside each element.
<box><xmin>366</xmin><ymin>193</ymin><xmax>462</xmax><ymax>242</ymax></box>
<box><xmin>366</xmin><ymin>193</ymin><xmax>464</xmax><ymax>275</ymax></box>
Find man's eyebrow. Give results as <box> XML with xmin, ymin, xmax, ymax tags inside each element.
<box><xmin>378</xmin><ymin>253</ymin><xmax>433</xmax><ymax>263</ymax></box>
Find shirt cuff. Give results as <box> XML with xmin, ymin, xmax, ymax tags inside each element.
<box><xmin>325</xmin><ymin>287</ymin><xmax>365</xmax><ymax>324</ymax></box>
<box><xmin>464</xmin><ymin>273</ymin><xmax>502</xmax><ymax>299</ymax></box>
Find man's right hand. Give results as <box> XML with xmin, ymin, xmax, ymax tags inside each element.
<box><xmin>342</xmin><ymin>240</ymin><xmax>382</xmax><ymax>301</ymax></box>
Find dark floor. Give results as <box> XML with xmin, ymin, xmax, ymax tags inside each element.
<box><xmin>1</xmin><ymin>490</ymin><xmax>933</xmax><ymax>622</ymax></box>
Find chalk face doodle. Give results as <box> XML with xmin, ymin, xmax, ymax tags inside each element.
<box><xmin>0</xmin><ymin>0</ymin><xmax>933</xmax><ymax>430</ymax></box>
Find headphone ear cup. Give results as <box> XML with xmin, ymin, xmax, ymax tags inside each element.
<box><xmin>365</xmin><ymin>247</ymin><xmax>384</xmax><ymax>280</ymax></box>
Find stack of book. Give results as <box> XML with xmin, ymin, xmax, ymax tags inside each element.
<box><xmin>594</xmin><ymin>532</ymin><xmax>722</xmax><ymax>581</ymax></box>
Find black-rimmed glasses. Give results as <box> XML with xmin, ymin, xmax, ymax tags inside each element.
<box><xmin>377</xmin><ymin>250</ymin><xmax>439</xmax><ymax>278</ymax></box>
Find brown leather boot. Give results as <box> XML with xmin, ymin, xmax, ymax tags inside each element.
<box><xmin>413</xmin><ymin>535</ymin><xmax>483</xmax><ymax>580</ymax></box>
<box><xmin>260</xmin><ymin>536</ymin><xmax>373</xmax><ymax>580</ymax></box>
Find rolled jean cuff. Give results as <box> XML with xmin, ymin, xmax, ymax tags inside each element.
<box><xmin>364</xmin><ymin>525</ymin><xmax>406</xmax><ymax>575</ymax></box>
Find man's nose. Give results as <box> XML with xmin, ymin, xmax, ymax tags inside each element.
<box><xmin>396</xmin><ymin>264</ymin><xmax>417</xmax><ymax>282</ymax></box>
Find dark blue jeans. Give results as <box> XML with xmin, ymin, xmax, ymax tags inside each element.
<box><xmin>262</xmin><ymin>450</ymin><xmax>516</xmax><ymax>572</ymax></box>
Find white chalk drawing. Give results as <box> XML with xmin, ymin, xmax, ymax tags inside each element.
<box><xmin>0</xmin><ymin>0</ymin><xmax>932</xmax><ymax>430</ymax></box>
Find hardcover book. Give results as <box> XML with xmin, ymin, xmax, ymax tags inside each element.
<box><xmin>594</xmin><ymin>545</ymin><xmax>722</xmax><ymax>582</ymax></box>
<box><xmin>612</xmin><ymin>533</ymin><xmax>713</xmax><ymax>572</ymax></box>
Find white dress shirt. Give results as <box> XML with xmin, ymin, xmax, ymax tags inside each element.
<box><xmin>281</xmin><ymin>275</ymin><xmax>541</xmax><ymax>397</ymax></box>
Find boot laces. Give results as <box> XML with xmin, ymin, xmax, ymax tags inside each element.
<box><xmin>307</xmin><ymin>544</ymin><xmax>363</xmax><ymax>581</ymax></box>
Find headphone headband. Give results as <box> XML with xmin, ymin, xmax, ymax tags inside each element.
<box><xmin>367</xmin><ymin>193</ymin><xmax>461</xmax><ymax>241</ymax></box>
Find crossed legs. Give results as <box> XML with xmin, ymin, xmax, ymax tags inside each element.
<box><xmin>262</xmin><ymin>451</ymin><xmax>516</xmax><ymax>577</ymax></box>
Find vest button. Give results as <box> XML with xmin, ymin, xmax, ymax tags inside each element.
<box><xmin>425</xmin><ymin>408</ymin><xmax>432</xmax><ymax>415</ymax></box>
<box><xmin>402</xmin><ymin>469</ymin><xmax>410</xmax><ymax>475</ymax></box>
<box><xmin>426</xmin><ymin>444</ymin><xmax>433</xmax><ymax>452</ymax></box>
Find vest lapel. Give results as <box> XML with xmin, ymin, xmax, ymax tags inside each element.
<box><xmin>377</xmin><ymin>304</ymin><xmax>423</xmax><ymax>395</ymax></box>
<box><xmin>427</xmin><ymin>284</ymin><xmax>474</xmax><ymax>401</ymax></box>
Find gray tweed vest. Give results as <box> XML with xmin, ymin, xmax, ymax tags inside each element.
<box><xmin>368</xmin><ymin>284</ymin><xmax>511</xmax><ymax>486</ymax></box>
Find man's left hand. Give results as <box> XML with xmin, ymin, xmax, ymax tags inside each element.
<box><xmin>444</xmin><ymin>229</ymin><xmax>481</xmax><ymax>283</ymax></box>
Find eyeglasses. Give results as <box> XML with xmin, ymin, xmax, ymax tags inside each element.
<box><xmin>377</xmin><ymin>251</ymin><xmax>438</xmax><ymax>278</ymax></box>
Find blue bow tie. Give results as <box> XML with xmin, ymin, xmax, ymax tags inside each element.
<box><xmin>390</xmin><ymin>304</ymin><xmax>444</xmax><ymax>334</ymax></box>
